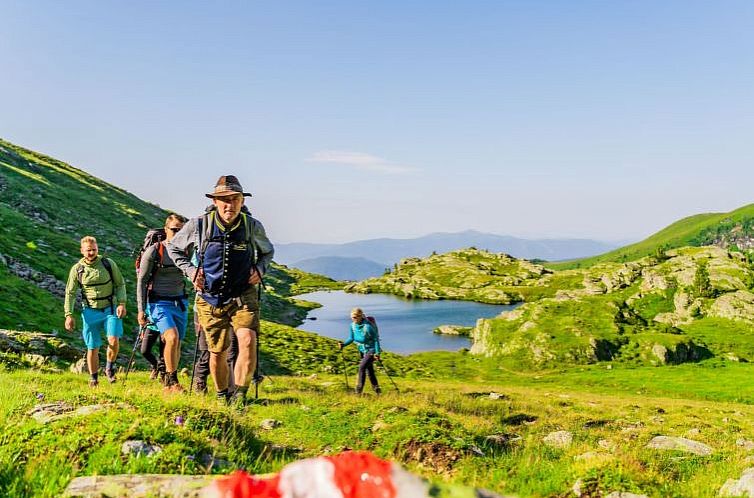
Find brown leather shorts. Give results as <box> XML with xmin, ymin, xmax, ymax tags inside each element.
<box><xmin>195</xmin><ymin>286</ymin><xmax>259</xmax><ymax>353</ymax></box>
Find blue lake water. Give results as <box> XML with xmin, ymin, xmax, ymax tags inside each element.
<box><xmin>295</xmin><ymin>290</ymin><xmax>520</xmax><ymax>354</ymax></box>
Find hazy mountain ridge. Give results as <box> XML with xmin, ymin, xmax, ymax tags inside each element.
<box><xmin>276</xmin><ymin>231</ymin><xmax>618</xmax><ymax>280</ymax></box>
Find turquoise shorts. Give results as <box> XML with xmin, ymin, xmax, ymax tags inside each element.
<box><xmin>147</xmin><ymin>298</ymin><xmax>189</xmax><ymax>340</ymax></box>
<box><xmin>81</xmin><ymin>305</ymin><xmax>123</xmax><ymax>350</ymax></box>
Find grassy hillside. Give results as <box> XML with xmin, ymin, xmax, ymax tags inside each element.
<box><xmin>551</xmin><ymin>204</ymin><xmax>754</xmax><ymax>270</ymax></box>
<box><xmin>0</xmin><ymin>138</ymin><xmax>340</xmax><ymax>337</ymax></box>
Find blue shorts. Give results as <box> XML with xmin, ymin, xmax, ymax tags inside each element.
<box><xmin>147</xmin><ymin>298</ymin><xmax>189</xmax><ymax>340</ymax></box>
<box><xmin>81</xmin><ymin>306</ymin><xmax>123</xmax><ymax>350</ymax></box>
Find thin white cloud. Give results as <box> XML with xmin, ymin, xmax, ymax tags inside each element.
<box><xmin>307</xmin><ymin>150</ymin><xmax>418</xmax><ymax>174</ymax></box>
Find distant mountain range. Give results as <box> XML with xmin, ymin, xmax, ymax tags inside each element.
<box><xmin>276</xmin><ymin>231</ymin><xmax>619</xmax><ymax>280</ymax></box>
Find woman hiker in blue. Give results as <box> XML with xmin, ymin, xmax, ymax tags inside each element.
<box><xmin>339</xmin><ymin>307</ymin><xmax>382</xmax><ymax>394</ymax></box>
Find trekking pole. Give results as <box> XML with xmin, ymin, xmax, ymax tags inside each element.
<box><xmin>255</xmin><ymin>280</ymin><xmax>263</xmax><ymax>400</ymax></box>
<box><xmin>123</xmin><ymin>324</ymin><xmax>147</xmax><ymax>383</ymax></box>
<box><xmin>376</xmin><ymin>357</ymin><xmax>399</xmax><ymax>393</ymax></box>
<box><xmin>339</xmin><ymin>349</ymin><xmax>350</xmax><ymax>390</ymax></box>
<box><xmin>189</xmin><ymin>324</ymin><xmax>201</xmax><ymax>395</ymax></box>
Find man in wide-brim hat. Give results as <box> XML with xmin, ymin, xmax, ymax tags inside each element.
<box><xmin>168</xmin><ymin>175</ymin><xmax>274</xmax><ymax>405</ymax></box>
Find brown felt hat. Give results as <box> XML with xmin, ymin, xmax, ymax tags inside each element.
<box><xmin>205</xmin><ymin>175</ymin><xmax>252</xmax><ymax>198</ymax></box>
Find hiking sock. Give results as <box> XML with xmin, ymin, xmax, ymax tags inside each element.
<box><xmin>167</xmin><ymin>371</ymin><xmax>179</xmax><ymax>386</ymax></box>
<box><xmin>91</xmin><ymin>373</ymin><xmax>99</xmax><ymax>382</ymax></box>
<box><xmin>106</xmin><ymin>361</ymin><xmax>114</xmax><ymax>373</ymax></box>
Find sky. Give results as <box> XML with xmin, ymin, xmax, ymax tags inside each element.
<box><xmin>2</xmin><ymin>1</ymin><xmax>753</xmax><ymax>244</ymax></box>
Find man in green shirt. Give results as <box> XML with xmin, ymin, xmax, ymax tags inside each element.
<box><xmin>64</xmin><ymin>236</ymin><xmax>127</xmax><ymax>387</ymax></box>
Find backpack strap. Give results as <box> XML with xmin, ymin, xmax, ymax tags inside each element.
<box><xmin>241</xmin><ymin>212</ymin><xmax>259</xmax><ymax>265</ymax></box>
<box><xmin>76</xmin><ymin>258</ymin><xmax>115</xmax><ymax>309</ymax></box>
<box><xmin>146</xmin><ymin>242</ymin><xmax>164</xmax><ymax>292</ymax></box>
<box><xmin>194</xmin><ymin>212</ymin><xmax>213</xmax><ymax>289</ymax></box>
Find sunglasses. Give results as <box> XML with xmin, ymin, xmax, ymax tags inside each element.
<box><xmin>167</xmin><ymin>227</ymin><xmax>182</xmax><ymax>233</ymax></box>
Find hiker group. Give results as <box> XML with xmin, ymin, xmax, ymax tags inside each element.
<box><xmin>64</xmin><ymin>175</ymin><xmax>273</xmax><ymax>405</ymax></box>
<box><xmin>63</xmin><ymin>174</ymin><xmax>390</xmax><ymax>403</ymax></box>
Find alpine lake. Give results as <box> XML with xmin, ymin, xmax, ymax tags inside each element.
<box><xmin>295</xmin><ymin>290</ymin><xmax>520</xmax><ymax>354</ymax></box>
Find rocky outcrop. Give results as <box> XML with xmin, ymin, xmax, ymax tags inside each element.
<box><xmin>709</xmin><ymin>290</ymin><xmax>754</xmax><ymax>324</ymax></box>
<box><xmin>0</xmin><ymin>330</ymin><xmax>82</xmax><ymax>363</ymax></box>
<box><xmin>433</xmin><ymin>325</ymin><xmax>472</xmax><ymax>336</ymax></box>
<box><xmin>653</xmin><ymin>291</ymin><xmax>703</xmax><ymax>326</ymax></box>
<box><xmin>0</xmin><ymin>252</ymin><xmax>67</xmax><ymax>299</ymax></box>
<box><xmin>346</xmin><ymin>249</ymin><xmax>560</xmax><ymax>304</ymax></box>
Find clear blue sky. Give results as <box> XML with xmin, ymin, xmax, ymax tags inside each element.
<box><xmin>2</xmin><ymin>1</ymin><xmax>753</xmax><ymax>244</ymax></box>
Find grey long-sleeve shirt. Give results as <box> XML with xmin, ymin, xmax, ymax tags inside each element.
<box><xmin>167</xmin><ymin>211</ymin><xmax>274</xmax><ymax>295</ymax></box>
<box><xmin>136</xmin><ymin>242</ymin><xmax>188</xmax><ymax>313</ymax></box>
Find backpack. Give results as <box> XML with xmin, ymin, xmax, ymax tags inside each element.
<box><xmin>76</xmin><ymin>257</ymin><xmax>115</xmax><ymax>309</ymax></box>
<box><xmin>134</xmin><ymin>228</ymin><xmax>166</xmax><ymax>292</ymax></box>
<box><xmin>365</xmin><ymin>316</ymin><xmax>379</xmax><ymax>341</ymax></box>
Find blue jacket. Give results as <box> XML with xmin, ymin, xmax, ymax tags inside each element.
<box><xmin>343</xmin><ymin>320</ymin><xmax>381</xmax><ymax>355</ymax></box>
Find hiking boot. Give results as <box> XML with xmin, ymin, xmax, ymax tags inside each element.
<box><xmin>216</xmin><ymin>389</ymin><xmax>230</xmax><ymax>403</ymax></box>
<box><xmin>228</xmin><ymin>387</ymin><xmax>248</xmax><ymax>408</ymax></box>
<box><xmin>228</xmin><ymin>391</ymin><xmax>246</xmax><ymax>409</ymax></box>
<box><xmin>149</xmin><ymin>368</ymin><xmax>159</xmax><ymax>380</ymax></box>
<box><xmin>159</xmin><ymin>371</ymin><xmax>167</xmax><ymax>384</ymax></box>
<box><xmin>193</xmin><ymin>380</ymin><xmax>207</xmax><ymax>394</ymax></box>
<box><xmin>88</xmin><ymin>378</ymin><xmax>99</xmax><ymax>388</ymax></box>
<box><xmin>105</xmin><ymin>368</ymin><xmax>117</xmax><ymax>383</ymax></box>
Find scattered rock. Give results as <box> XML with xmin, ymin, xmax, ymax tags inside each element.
<box><xmin>489</xmin><ymin>392</ymin><xmax>506</xmax><ymax>400</ymax></box>
<box><xmin>484</xmin><ymin>433</ymin><xmax>522</xmax><ymax>450</ymax></box>
<box><xmin>27</xmin><ymin>402</ymin><xmax>73</xmax><ymax>423</ymax></box>
<box><xmin>737</xmin><ymin>439</ymin><xmax>754</xmax><ymax>451</ymax></box>
<box><xmin>260</xmin><ymin>419</ymin><xmax>281</xmax><ymax>430</ymax></box>
<box><xmin>121</xmin><ymin>440</ymin><xmax>163</xmax><ymax>458</ymax></box>
<box><xmin>604</xmin><ymin>492</ymin><xmax>648</xmax><ymax>498</ymax></box>
<box><xmin>64</xmin><ymin>474</ymin><xmax>212</xmax><ymax>497</ymax></box>
<box><xmin>645</xmin><ymin>436</ymin><xmax>713</xmax><ymax>456</ymax></box>
<box><xmin>200</xmin><ymin>453</ymin><xmax>233</xmax><ymax>470</ymax></box>
<box><xmin>598</xmin><ymin>439</ymin><xmax>616</xmax><ymax>452</ymax></box>
<box><xmin>543</xmin><ymin>430</ymin><xmax>573</xmax><ymax>449</ymax></box>
<box><xmin>468</xmin><ymin>445</ymin><xmax>485</xmax><ymax>457</ymax></box>
<box><xmin>685</xmin><ymin>428</ymin><xmax>701</xmax><ymax>437</ymax></box>
<box><xmin>720</xmin><ymin>467</ymin><xmax>754</xmax><ymax>497</ymax></box>
<box><xmin>372</xmin><ymin>421</ymin><xmax>389</xmax><ymax>432</ymax></box>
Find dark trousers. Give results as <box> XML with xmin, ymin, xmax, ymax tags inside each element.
<box><xmin>357</xmin><ymin>352</ymin><xmax>380</xmax><ymax>393</ymax></box>
<box><xmin>193</xmin><ymin>314</ymin><xmax>238</xmax><ymax>388</ymax></box>
<box><xmin>140</xmin><ymin>328</ymin><xmax>165</xmax><ymax>373</ymax></box>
